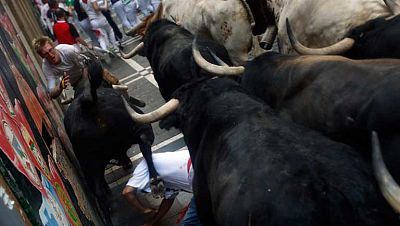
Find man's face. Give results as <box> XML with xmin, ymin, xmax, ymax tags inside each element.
<box><xmin>39</xmin><ymin>42</ymin><xmax>60</xmax><ymax>65</ymax></box>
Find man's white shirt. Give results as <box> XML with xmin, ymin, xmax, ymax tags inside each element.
<box><xmin>127</xmin><ymin>150</ymin><xmax>193</xmax><ymax>199</ymax></box>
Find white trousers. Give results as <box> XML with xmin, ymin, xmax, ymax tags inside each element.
<box><xmin>124</xmin><ymin>1</ymin><xmax>139</xmax><ymax>28</ymax></box>
<box><xmin>113</xmin><ymin>1</ymin><xmax>134</xmax><ymax>30</ymax></box>
<box><xmin>90</xmin><ymin>16</ymin><xmax>118</xmax><ymax>50</ymax></box>
<box><xmin>137</xmin><ymin>0</ymin><xmax>152</xmax><ymax>16</ymax></box>
<box><xmin>77</xmin><ymin>18</ymin><xmax>100</xmax><ymax>47</ymax></box>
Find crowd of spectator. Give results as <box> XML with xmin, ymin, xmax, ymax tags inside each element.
<box><xmin>33</xmin><ymin>0</ymin><xmax>159</xmax><ymax>52</ymax></box>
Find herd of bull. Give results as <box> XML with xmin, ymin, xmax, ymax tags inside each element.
<box><xmin>63</xmin><ymin>0</ymin><xmax>400</xmax><ymax>225</ymax></box>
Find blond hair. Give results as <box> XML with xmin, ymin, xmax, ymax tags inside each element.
<box><xmin>32</xmin><ymin>36</ymin><xmax>53</xmax><ymax>54</ymax></box>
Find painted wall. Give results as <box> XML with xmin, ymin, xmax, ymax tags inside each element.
<box><xmin>0</xmin><ymin>2</ymin><xmax>100</xmax><ymax>225</ymax></box>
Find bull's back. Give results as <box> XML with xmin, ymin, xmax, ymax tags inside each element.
<box><xmin>153</xmin><ymin>74</ymin><xmax>398</xmax><ymax>224</ymax></box>
<box><xmin>194</xmin><ymin>88</ymin><xmax>393</xmax><ymax>225</ymax></box>
<box><xmin>242</xmin><ymin>55</ymin><xmax>400</xmax><ymax>135</ymax></box>
<box><xmin>162</xmin><ymin>0</ymin><xmax>253</xmax><ymax>65</ymax></box>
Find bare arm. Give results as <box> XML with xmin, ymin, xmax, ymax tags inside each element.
<box><xmin>123</xmin><ymin>186</ymin><xmax>156</xmax><ymax>214</ymax></box>
<box><xmin>123</xmin><ymin>186</ymin><xmax>175</xmax><ymax>225</ymax></box>
<box><xmin>91</xmin><ymin>0</ymin><xmax>108</xmax><ymax>12</ymax></box>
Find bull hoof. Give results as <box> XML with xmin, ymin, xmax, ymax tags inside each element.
<box><xmin>150</xmin><ymin>176</ymin><xmax>165</xmax><ymax>198</ymax></box>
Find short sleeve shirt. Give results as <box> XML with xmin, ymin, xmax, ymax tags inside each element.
<box><xmin>126</xmin><ymin>150</ymin><xmax>193</xmax><ymax>199</ymax></box>
<box><xmin>42</xmin><ymin>44</ymin><xmax>84</xmax><ymax>91</ymax></box>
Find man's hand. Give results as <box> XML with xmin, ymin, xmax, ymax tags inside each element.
<box><xmin>60</xmin><ymin>72</ymin><xmax>70</xmax><ymax>89</ymax></box>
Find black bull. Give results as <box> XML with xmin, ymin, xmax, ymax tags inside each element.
<box><xmin>64</xmin><ymin>62</ymin><xmax>160</xmax><ymax>224</ymax></box>
<box><xmin>138</xmin><ymin>19</ymin><xmax>236</xmax><ymax>101</ymax></box>
<box><xmin>240</xmin><ymin>53</ymin><xmax>400</xmax><ymax>184</ymax></box>
<box><xmin>126</xmin><ymin>77</ymin><xmax>398</xmax><ymax>226</ymax></box>
<box><xmin>124</xmin><ymin>21</ymin><xmax>398</xmax><ymax>225</ymax></box>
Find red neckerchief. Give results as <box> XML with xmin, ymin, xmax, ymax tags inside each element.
<box><xmin>187</xmin><ymin>158</ymin><xmax>192</xmax><ymax>174</ymax></box>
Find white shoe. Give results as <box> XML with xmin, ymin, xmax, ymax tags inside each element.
<box><xmin>111</xmin><ymin>47</ymin><xmax>120</xmax><ymax>54</ymax></box>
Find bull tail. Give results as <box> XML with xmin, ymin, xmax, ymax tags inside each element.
<box><xmin>87</xmin><ymin>61</ymin><xmax>104</xmax><ymax>103</ymax></box>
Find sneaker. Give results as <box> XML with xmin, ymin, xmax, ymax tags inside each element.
<box><xmin>107</xmin><ymin>47</ymin><xmax>119</xmax><ymax>53</ymax></box>
<box><xmin>105</xmin><ymin>48</ymin><xmax>118</xmax><ymax>58</ymax></box>
<box><xmin>112</xmin><ymin>47</ymin><xmax>120</xmax><ymax>54</ymax></box>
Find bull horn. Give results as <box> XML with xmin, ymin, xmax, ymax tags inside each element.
<box><xmin>192</xmin><ymin>39</ymin><xmax>244</xmax><ymax>76</ymax></box>
<box><xmin>286</xmin><ymin>18</ymin><xmax>355</xmax><ymax>55</ymax></box>
<box><xmin>384</xmin><ymin>0</ymin><xmax>400</xmax><ymax>15</ymax></box>
<box><xmin>169</xmin><ymin>15</ymin><xmax>181</xmax><ymax>26</ymax></box>
<box><xmin>206</xmin><ymin>47</ymin><xmax>229</xmax><ymax>66</ymax></box>
<box><xmin>170</xmin><ymin>15</ymin><xmax>177</xmax><ymax>23</ymax></box>
<box><xmin>120</xmin><ymin>42</ymin><xmax>144</xmax><ymax>59</ymax></box>
<box><xmin>126</xmin><ymin>21</ymin><xmax>146</xmax><ymax>36</ymax></box>
<box><xmin>112</xmin><ymin>84</ymin><xmax>128</xmax><ymax>91</ymax></box>
<box><xmin>123</xmin><ymin>98</ymin><xmax>179</xmax><ymax>124</ymax></box>
<box><xmin>371</xmin><ymin>131</ymin><xmax>400</xmax><ymax>213</ymax></box>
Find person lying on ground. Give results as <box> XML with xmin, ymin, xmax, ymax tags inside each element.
<box><xmin>122</xmin><ymin>149</ymin><xmax>202</xmax><ymax>226</ymax></box>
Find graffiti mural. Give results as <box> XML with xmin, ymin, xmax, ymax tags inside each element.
<box><xmin>0</xmin><ymin>2</ymin><xmax>91</xmax><ymax>226</ymax></box>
